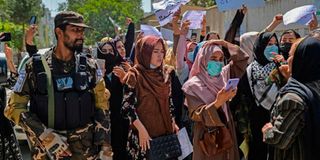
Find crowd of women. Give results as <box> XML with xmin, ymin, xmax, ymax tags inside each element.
<box><xmin>1</xmin><ymin>4</ymin><xmax>320</xmax><ymax>160</ymax></box>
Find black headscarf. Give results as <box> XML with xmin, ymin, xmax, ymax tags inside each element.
<box><xmin>97</xmin><ymin>41</ymin><xmax>123</xmax><ymax>74</ymax></box>
<box><xmin>278</xmin><ymin>77</ymin><xmax>320</xmax><ymax>160</ymax></box>
<box><xmin>292</xmin><ymin>37</ymin><xmax>320</xmax><ymax>83</ymax></box>
<box><xmin>253</xmin><ymin>32</ymin><xmax>279</xmax><ymax>66</ymax></box>
<box><xmin>289</xmin><ymin>36</ymin><xmax>320</xmax><ymax>159</ymax></box>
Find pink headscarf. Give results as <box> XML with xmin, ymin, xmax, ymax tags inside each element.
<box><xmin>182</xmin><ymin>44</ymin><xmax>230</xmax><ymax>120</ymax></box>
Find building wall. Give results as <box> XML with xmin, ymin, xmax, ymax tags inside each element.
<box><xmin>207</xmin><ymin>0</ymin><xmax>315</xmax><ymax>38</ymax></box>
<box><xmin>205</xmin><ymin>6</ymin><xmax>225</xmax><ymax>37</ymax></box>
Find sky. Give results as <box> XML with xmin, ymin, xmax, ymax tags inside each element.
<box><xmin>42</xmin><ymin>0</ymin><xmax>151</xmax><ymax>16</ymax></box>
<box><xmin>42</xmin><ymin>0</ymin><xmax>67</xmax><ymax>16</ymax></box>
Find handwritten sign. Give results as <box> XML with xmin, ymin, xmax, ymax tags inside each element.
<box><xmin>154</xmin><ymin>0</ymin><xmax>190</xmax><ymax>26</ymax></box>
<box><xmin>153</xmin><ymin>0</ymin><xmax>189</xmax><ymax>10</ymax></box>
<box><xmin>216</xmin><ymin>0</ymin><xmax>265</xmax><ymax>12</ymax></box>
<box><xmin>182</xmin><ymin>10</ymin><xmax>206</xmax><ymax>29</ymax></box>
<box><xmin>283</xmin><ymin>5</ymin><xmax>317</xmax><ymax>25</ymax></box>
<box><xmin>141</xmin><ymin>25</ymin><xmax>162</xmax><ymax>37</ymax></box>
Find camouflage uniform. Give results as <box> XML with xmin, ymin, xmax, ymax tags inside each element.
<box><xmin>4</xmin><ymin>49</ymin><xmax>111</xmax><ymax>160</ymax></box>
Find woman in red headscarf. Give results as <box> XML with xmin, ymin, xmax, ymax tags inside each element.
<box><xmin>122</xmin><ymin>35</ymin><xmax>179</xmax><ymax>159</ymax></box>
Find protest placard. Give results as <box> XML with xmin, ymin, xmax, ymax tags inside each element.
<box><xmin>154</xmin><ymin>0</ymin><xmax>190</xmax><ymax>26</ymax></box>
<box><xmin>182</xmin><ymin>10</ymin><xmax>206</xmax><ymax>29</ymax></box>
<box><xmin>160</xmin><ymin>28</ymin><xmax>174</xmax><ymax>41</ymax></box>
<box><xmin>153</xmin><ymin>0</ymin><xmax>189</xmax><ymax>10</ymax></box>
<box><xmin>283</xmin><ymin>5</ymin><xmax>317</xmax><ymax>25</ymax></box>
<box><xmin>141</xmin><ymin>25</ymin><xmax>162</xmax><ymax>37</ymax></box>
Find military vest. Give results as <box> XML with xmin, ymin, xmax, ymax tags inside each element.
<box><xmin>29</xmin><ymin>49</ymin><xmax>97</xmax><ymax>130</ymax></box>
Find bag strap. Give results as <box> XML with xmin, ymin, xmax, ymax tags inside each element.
<box><xmin>40</xmin><ymin>55</ymin><xmax>55</xmax><ymax>128</ymax></box>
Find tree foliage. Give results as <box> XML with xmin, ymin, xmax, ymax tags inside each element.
<box><xmin>59</xmin><ymin>0</ymin><xmax>144</xmax><ymax>44</ymax></box>
<box><xmin>7</xmin><ymin>0</ymin><xmax>44</xmax><ymax>25</ymax></box>
<box><xmin>1</xmin><ymin>0</ymin><xmax>44</xmax><ymax>53</ymax></box>
<box><xmin>0</xmin><ymin>0</ymin><xmax>12</xmax><ymax>20</ymax></box>
<box><xmin>189</xmin><ymin>0</ymin><xmax>216</xmax><ymax>7</ymax></box>
<box><xmin>0</xmin><ymin>21</ymin><xmax>24</xmax><ymax>51</ymax></box>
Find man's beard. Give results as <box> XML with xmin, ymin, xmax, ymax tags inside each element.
<box><xmin>64</xmin><ymin>39</ymin><xmax>83</xmax><ymax>53</ymax></box>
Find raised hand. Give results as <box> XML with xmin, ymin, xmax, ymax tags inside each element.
<box><xmin>213</xmin><ymin>87</ymin><xmax>237</xmax><ymax>109</ymax></box>
<box><xmin>241</xmin><ymin>5</ymin><xmax>248</xmax><ymax>14</ymax></box>
<box><xmin>172</xmin><ymin>8</ymin><xmax>181</xmax><ymax>35</ymax></box>
<box><xmin>25</xmin><ymin>24</ymin><xmax>38</xmax><ymax>45</ymax></box>
<box><xmin>204</xmin><ymin>39</ymin><xmax>228</xmax><ymax>48</ymax></box>
<box><xmin>273</xmin><ymin>14</ymin><xmax>283</xmax><ymax>25</ymax></box>
<box><xmin>180</xmin><ymin>20</ymin><xmax>190</xmax><ymax>36</ymax></box>
<box><xmin>308</xmin><ymin>13</ymin><xmax>318</xmax><ymax>31</ymax></box>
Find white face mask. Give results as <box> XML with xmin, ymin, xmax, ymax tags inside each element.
<box><xmin>150</xmin><ymin>64</ymin><xmax>157</xmax><ymax>69</ymax></box>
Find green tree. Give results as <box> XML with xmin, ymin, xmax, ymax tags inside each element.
<box><xmin>0</xmin><ymin>21</ymin><xmax>24</xmax><ymax>50</ymax></box>
<box><xmin>59</xmin><ymin>0</ymin><xmax>144</xmax><ymax>45</ymax></box>
<box><xmin>7</xmin><ymin>0</ymin><xmax>44</xmax><ymax>25</ymax></box>
<box><xmin>0</xmin><ymin>0</ymin><xmax>11</xmax><ymax>20</ymax></box>
<box><xmin>4</xmin><ymin>0</ymin><xmax>44</xmax><ymax>63</ymax></box>
<box><xmin>189</xmin><ymin>0</ymin><xmax>216</xmax><ymax>7</ymax></box>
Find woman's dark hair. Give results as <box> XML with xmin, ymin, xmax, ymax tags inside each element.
<box><xmin>280</xmin><ymin>29</ymin><xmax>301</xmax><ymax>42</ymax></box>
<box><xmin>205</xmin><ymin>31</ymin><xmax>220</xmax><ymax>40</ymax></box>
<box><xmin>113</xmin><ymin>36</ymin><xmax>122</xmax><ymax>44</ymax></box>
<box><xmin>292</xmin><ymin>36</ymin><xmax>320</xmax><ymax>83</ymax></box>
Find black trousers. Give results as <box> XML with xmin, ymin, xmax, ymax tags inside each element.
<box><xmin>111</xmin><ymin>113</ymin><xmax>129</xmax><ymax>160</ymax></box>
<box><xmin>248</xmin><ymin>106</ymin><xmax>274</xmax><ymax>160</ymax></box>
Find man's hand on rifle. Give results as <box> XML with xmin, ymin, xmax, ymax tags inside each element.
<box><xmin>39</xmin><ymin>129</ymin><xmax>72</xmax><ymax>159</ymax></box>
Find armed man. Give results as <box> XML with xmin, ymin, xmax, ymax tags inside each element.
<box><xmin>4</xmin><ymin>11</ymin><xmax>112</xmax><ymax>159</ymax></box>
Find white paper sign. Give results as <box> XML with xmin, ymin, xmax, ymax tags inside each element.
<box><xmin>153</xmin><ymin>0</ymin><xmax>190</xmax><ymax>10</ymax></box>
<box><xmin>182</xmin><ymin>10</ymin><xmax>206</xmax><ymax>29</ymax></box>
<box><xmin>216</xmin><ymin>0</ymin><xmax>265</xmax><ymax>12</ymax></box>
<box><xmin>283</xmin><ymin>5</ymin><xmax>317</xmax><ymax>25</ymax></box>
<box><xmin>160</xmin><ymin>28</ymin><xmax>174</xmax><ymax>41</ymax></box>
<box><xmin>154</xmin><ymin>0</ymin><xmax>190</xmax><ymax>26</ymax></box>
<box><xmin>141</xmin><ymin>24</ymin><xmax>162</xmax><ymax>37</ymax></box>
<box><xmin>177</xmin><ymin>127</ymin><xmax>193</xmax><ymax>160</ymax></box>
<box><xmin>154</xmin><ymin>4</ymin><xmax>180</xmax><ymax>26</ymax></box>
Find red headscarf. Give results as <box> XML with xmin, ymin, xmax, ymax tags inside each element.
<box><xmin>185</xmin><ymin>41</ymin><xmax>197</xmax><ymax>70</ymax></box>
<box><xmin>124</xmin><ymin>36</ymin><xmax>173</xmax><ymax>137</ymax></box>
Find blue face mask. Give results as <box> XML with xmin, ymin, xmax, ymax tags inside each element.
<box><xmin>207</xmin><ymin>60</ymin><xmax>224</xmax><ymax>77</ymax></box>
<box><xmin>187</xmin><ymin>52</ymin><xmax>194</xmax><ymax>63</ymax></box>
<box><xmin>264</xmin><ymin>45</ymin><xmax>279</xmax><ymax>61</ymax></box>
